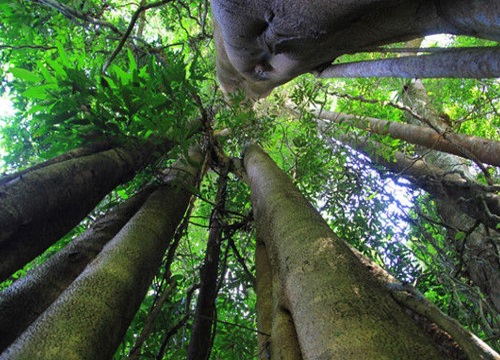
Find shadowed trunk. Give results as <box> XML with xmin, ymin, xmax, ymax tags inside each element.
<box><xmin>0</xmin><ymin>186</ymin><xmax>155</xmax><ymax>352</ymax></box>
<box><xmin>0</xmin><ymin>139</ymin><xmax>173</xmax><ymax>282</ymax></box>
<box><xmin>187</xmin><ymin>164</ymin><xmax>229</xmax><ymax>360</ymax></box>
<box><xmin>0</xmin><ymin>147</ymin><xmax>203</xmax><ymax>360</ymax></box>
<box><xmin>243</xmin><ymin>143</ymin><xmax>445</xmax><ymax>359</ymax></box>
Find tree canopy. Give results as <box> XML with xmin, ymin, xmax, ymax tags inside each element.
<box><xmin>0</xmin><ymin>0</ymin><xmax>499</xmax><ymax>358</ymax></box>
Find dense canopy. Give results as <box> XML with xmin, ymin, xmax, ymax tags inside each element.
<box><xmin>0</xmin><ymin>0</ymin><xmax>499</xmax><ymax>359</ymax></box>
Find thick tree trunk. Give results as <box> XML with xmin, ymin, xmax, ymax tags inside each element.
<box><xmin>213</xmin><ymin>0</ymin><xmax>500</xmax><ymax>98</ymax></box>
<box><xmin>255</xmin><ymin>241</ymin><xmax>273</xmax><ymax>359</ymax></box>
<box><xmin>255</xmin><ymin>240</ymin><xmax>302</xmax><ymax>359</ymax></box>
<box><xmin>317</xmin><ymin>47</ymin><xmax>500</xmax><ymax>79</ymax></box>
<box><xmin>187</xmin><ymin>165</ymin><xmax>229</xmax><ymax>360</ymax></box>
<box><xmin>0</xmin><ymin>147</ymin><xmax>203</xmax><ymax>360</ymax></box>
<box><xmin>0</xmin><ymin>139</ymin><xmax>173</xmax><ymax>282</ymax></box>
<box><xmin>243</xmin><ymin>143</ymin><xmax>445</xmax><ymax>359</ymax></box>
<box><xmin>0</xmin><ymin>187</ymin><xmax>155</xmax><ymax>352</ymax></box>
<box><xmin>0</xmin><ymin>140</ymin><xmax>114</xmax><ymax>185</ymax></box>
<box><xmin>315</xmin><ymin>109</ymin><xmax>500</xmax><ymax>167</ymax></box>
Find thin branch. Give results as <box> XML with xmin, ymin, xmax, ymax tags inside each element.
<box><xmin>31</xmin><ymin>0</ymin><xmax>121</xmax><ymax>34</ymax></box>
<box><xmin>102</xmin><ymin>0</ymin><xmax>174</xmax><ymax>72</ymax></box>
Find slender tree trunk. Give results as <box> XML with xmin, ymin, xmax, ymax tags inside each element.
<box><xmin>318</xmin><ymin>47</ymin><xmax>500</xmax><ymax>79</ymax></box>
<box><xmin>0</xmin><ymin>147</ymin><xmax>203</xmax><ymax>360</ymax></box>
<box><xmin>315</xmin><ymin>109</ymin><xmax>500</xmax><ymax>167</ymax></box>
<box><xmin>333</xmin><ymin>133</ymin><xmax>500</xmax><ymax>230</ymax></box>
<box><xmin>0</xmin><ymin>139</ymin><xmax>173</xmax><ymax>282</ymax></box>
<box><xmin>243</xmin><ymin>144</ymin><xmax>445</xmax><ymax>359</ymax></box>
<box><xmin>0</xmin><ymin>186</ymin><xmax>155</xmax><ymax>352</ymax></box>
<box><xmin>187</xmin><ymin>164</ymin><xmax>229</xmax><ymax>360</ymax></box>
<box><xmin>401</xmin><ymin>80</ymin><xmax>500</xmax><ymax>315</ymax></box>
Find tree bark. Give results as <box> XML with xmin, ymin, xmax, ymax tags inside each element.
<box><xmin>0</xmin><ymin>140</ymin><xmax>114</xmax><ymax>185</ymax></box>
<box><xmin>315</xmin><ymin>109</ymin><xmax>500</xmax><ymax>167</ymax></box>
<box><xmin>255</xmin><ymin>242</ymin><xmax>273</xmax><ymax>359</ymax></box>
<box><xmin>0</xmin><ymin>187</ymin><xmax>155</xmax><ymax>352</ymax></box>
<box><xmin>0</xmin><ymin>139</ymin><xmax>173</xmax><ymax>282</ymax></box>
<box><xmin>243</xmin><ymin>143</ymin><xmax>445</xmax><ymax>359</ymax></box>
<box><xmin>213</xmin><ymin>0</ymin><xmax>500</xmax><ymax>98</ymax></box>
<box><xmin>255</xmin><ymin>240</ymin><xmax>302</xmax><ymax>359</ymax></box>
<box><xmin>187</xmin><ymin>164</ymin><xmax>229</xmax><ymax>360</ymax></box>
<box><xmin>0</xmin><ymin>147</ymin><xmax>203</xmax><ymax>360</ymax></box>
<box><xmin>317</xmin><ymin>47</ymin><xmax>500</xmax><ymax>79</ymax></box>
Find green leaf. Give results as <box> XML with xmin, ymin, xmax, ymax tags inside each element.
<box><xmin>127</xmin><ymin>48</ymin><xmax>137</xmax><ymax>74</ymax></box>
<box><xmin>10</xmin><ymin>68</ymin><xmax>42</xmax><ymax>83</ymax></box>
<box><xmin>22</xmin><ymin>84</ymin><xmax>57</xmax><ymax>100</ymax></box>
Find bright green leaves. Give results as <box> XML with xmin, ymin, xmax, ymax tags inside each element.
<box><xmin>10</xmin><ymin>68</ymin><xmax>42</xmax><ymax>83</ymax></box>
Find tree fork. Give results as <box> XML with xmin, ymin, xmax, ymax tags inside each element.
<box><xmin>0</xmin><ymin>146</ymin><xmax>203</xmax><ymax>360</ymax></box>
<box><xmin>0</xmin><ymin>139</ymin><xmax>173</xmax><ymax>282</ymax></box>
<box><xmin>0</xmin><ymin>186</ymin><xmax>155</xmax><ymax>352</ymax></box>
<box><xmin>243</xmin><ymin>143</ymin><xmax>446</xmax><ymax>359</ymax></box>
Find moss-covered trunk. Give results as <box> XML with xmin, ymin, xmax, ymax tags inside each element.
<box><xmin>0</xmin><ymin>139</ymin><xmax>172</xmax><ymax>282</ymax></box>
<box><xmin>0</xmin><ymin>147</ymin><xmax>202</xmax><ymax>360</ymax></box>
<box><xmin>243</xmin><ymin>143</ymin><xmax>445</xmax><ymax>359</ymax></box>
<box><xmin>0</xmin><ymin>186</ymin><xmax>155</xmax><ymax>352</ymax></box>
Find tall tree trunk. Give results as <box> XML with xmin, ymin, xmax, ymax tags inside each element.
<box><xmin>0</xmin><ymin>186</ymin><xmax>155</xmax><ymax>352</ymax></box>
<box><xmin>243</xmin><ymin>143</ymin><xmax>445</xmax><ymax>359</ymax></box>
<box><xmin>0</xmin><ymin>139</ymin><xmax>173</xmax><ymax>282</ymax></box>
<box><xmin>0</xmin><ymin>147</ymin><xmax>203</xmax><ymax>360</ymax></box>
<box><xmin>401</xmin><ymin>80</ymin><xmax>500</xmax><ymax>315</ymax></box>
<box><xmin>255</xmin><ymin>240</ymin><xmax>302</xmax><ymax>359</ymax></box>
<box><xmin>187</xmin><ymin>164</ymin><xmax>229</xmax><ymax>360</ymax></box>
<box><xmin>255</xmin><ymin>241</ymin><xmax>273</xmax><ymax>359</ymax></box>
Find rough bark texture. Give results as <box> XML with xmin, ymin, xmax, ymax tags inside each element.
<box><xmin>0</xmin><ymin>139</ymin><xmax>172</xmax><ymax>282</ymax></box>
<box><xmin>0</xmin><ymin>187</ymin><xmax>154</xmax><ymax>352</ymax></box>
<box><xmin>0</xmin><ymin>148</ymin><xmax>202</xmax><ymax>360</ymax></box>
<box><xmin>243</xmin><ymin>143</ymin><xmax>445</xmax><ymax>359</ymax></box>
<box><xmin>187</xmin><ymin>165</ymin><xmax>229</xmax><ymax>360</ymax></box>
<box><xmin>212</xmin><ymin>0</ymin><xmax>500</xmax><ymax>98</ymax></box>
<box><xmin>348</xmin><ymin>244</ymin><xmax>499</xmax><ymax>360</ymax></box>
<box><xmin>318</xmin><ymin>47</ymin><xmax>500</xmax><ymax>78</ymax></box>
<box><xmin>316</xmin><ymin>109</ymin><xmax>500</xmax><ymax>167</ymax></box>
